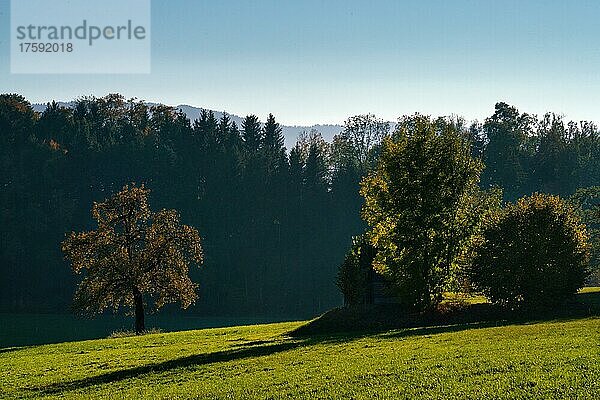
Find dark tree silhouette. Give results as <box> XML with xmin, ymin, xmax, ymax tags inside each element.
<box><xmin>241</xmin><ymin>114</ymin><xmax>263</xmax><ymax>152</ymax></box>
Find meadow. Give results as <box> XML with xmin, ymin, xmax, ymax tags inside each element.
<box><xmin>1</xmin><ymin>289</ymin><xmax>599</xmax><ymax>399</ymax></box>
<box><xmin>0</xmin><ymin>313</ymin><xmax>298</xmax><ymax>348</ymax></box>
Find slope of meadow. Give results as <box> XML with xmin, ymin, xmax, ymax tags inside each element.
<box><xmin>1</xmin><ymin>291</ymin><xmax>599</xmax><ymax>399</ymax></box>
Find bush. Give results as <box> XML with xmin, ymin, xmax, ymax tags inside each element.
<box><xmin>336</xmin><ymin>235</ymin><xmax>376</xmax><ymax>306</ymax></box>
<box><xmin>470</xmin><ymin>193</ymin><xmax>590</xmax><ymax>308</ymax></box>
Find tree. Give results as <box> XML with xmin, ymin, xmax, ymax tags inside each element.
<box><xmin>482</xmin><ymin>102</ymin><xmax>533</xmax><ymax>200</ymax></box>
<box><xmin>336</xmin><ymin>235</ymin><xmax>376</xmax><ymax>306</ymax></box>
<box><xmin>530</xmin><ymin>114</ymin><xmax>576</xmax><ymax>195</ymax></box>
<box><xmin>35</xmin><ymin>101</ymin><xmax>76</xmax><ymax>149</ymax></box>
<box><xmin>330</xmin><ymin>114</ymin><xmax>389</xmax><ymax>212</ymax></box>
<box><xmin>300</xmin><ymin>130</ymin><xmax>329</xmax><ymax>189</ymax></box>
<box><xmin>262</xmin><ymin>113</ymin><xmax>287</xmax><ymax>180</ymax></box>
<box><xmin>0</xmin><ymin>93</ymin><xmax>37</xmax><ymax>147</ymax></box>
<box><xmin>447</xmin><ymin>186</ymin><xmax>503</xmax><ymax>292</ymax></box>
<box><xmin>288</xmin><ymin>144</ymin><xmax>305</xmax><ymax>188</ymax></box>
<box><xmin>336</xmin><ymin>114</ymin><xmax>390</xmax><ymax>173</ymax></box>
<box><xmin>0</xmin><ymin>94</ymin><xmax>40</xmax><ymax>312</ymax></box>
<box><xmin>466</xmin><ymin>121</ymin><xmax>486</xmax><ymax>159</ymax></box>
<box><xmin>194</xmin><ymin>109</ymin><xmax>220</xmax><ymax>155</ymax></box>
<box><xmin>360</xmin><ymin>115</ymin><xmax>483</xmax><ymax>310</ymax></box>
<box><xmin>470</xmin><ymin>193</ymin><xmax>590</xmax><ymax>308</ymax></box>
<box><xmin>263</xmin><ymin>113</ymin><xmax>285</xmax><ymax>155</ymax></box>
<box><xmin>570</xmin><ymin>187</ymin><xmax>600</xmax><ymax>284</ymax></box>
<box><xmin>241</xmin><ymin>114</ymin><xmax>263</xmax><ymax>153</ymax></box>
<box><xmin>62</xmin><ymin>184</ymin><xmax>203</xmax><ymax>334</ymax></box>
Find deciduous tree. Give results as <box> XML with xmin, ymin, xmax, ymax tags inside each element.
<box><xmin>62</xmin><ymin>184</ymin><xmax>203</xmax><ymax>334</ymax></box>
<box><xmin>361</xmin><ymin>115</ymin><xmax>483</xmax><ymax>310</ymax></box>
<box><xmin>470</xmin><ymin>193</ymin><xmax>590</xmax><ymax>308</ymax></box>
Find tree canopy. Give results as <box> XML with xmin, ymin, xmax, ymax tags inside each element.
<box><xmin>470</xmin><ymin>193</ymin><xmax>590</xmax><ymax>308</ymax></box>
<box><xmin>62</xmin><ymin>184</ymin><xmax>203</xmax><ymax>333</ymax></box>
<box><xmin>2</xmin><ymin>94</ymin><xmax>600</xmax><ymax>316</ymax></box>
<box><xmin>360</xmin><ymin>115</ymin><xmax>484</xmax><ymax>310</ymax></box>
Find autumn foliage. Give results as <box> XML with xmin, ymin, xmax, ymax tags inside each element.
<box><xmin>62</xmin><ymin>184</ymin><xmax>203</xmax><ymax>333</ymax></box>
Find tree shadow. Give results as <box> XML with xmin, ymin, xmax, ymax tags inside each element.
<box><xmin>378</xmin><ymin>320</ymin><xmax>507</xmax><ymax>340</ymax></box>
<box><xmin>290</xmin><ymin>290</ymin><xmax>600</xmax><ymax>339</ymax></box>
<box><xmin>378</xmin><ymin>295</ymin><xmax>600</xmax><ymax>340</ymax></box>
<box><xmin>32</xmin><ymin>335</ymin><xmax>352</xmax><ymax>395</ymax></box>
<box><xmin>28</xmin><ymin>290</ymin><xmax>600</xmax><ymax>395</ymax></box>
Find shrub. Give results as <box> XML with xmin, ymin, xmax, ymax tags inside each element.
<box><xmin>470</xmin><ymin>193</ymin><xmax>590</xmax><ymax>308</ymax></box>
<box><xmin>336</xmin><ymin>235</ymin><xmax>376</xmax><ymax>306</ymax></box>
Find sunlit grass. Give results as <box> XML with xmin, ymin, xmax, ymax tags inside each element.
<box><xmin>1</xmin><ymin>313</ymin><xmax>599</xmax><ymax>399</ymax></box>
<box><xmin>441</xmin><ymin>292</ymin><xmax>488</xmax><ymax>305</ymax></box>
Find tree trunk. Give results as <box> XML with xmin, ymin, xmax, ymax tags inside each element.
<box><xmin>133</xmin><ymin>288</ymin><xmax>145</xmax><ymax>334</ymax></box>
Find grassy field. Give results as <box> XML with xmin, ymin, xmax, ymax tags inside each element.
<box><xmin>1</xmin><ymin>290</ymin><xmax>599</xmax><ymax>399</ymax></box>
<box><xmin>0</xmin><ymin>313</ymin><xmax>299</xmax><ymax>348</ymax></box>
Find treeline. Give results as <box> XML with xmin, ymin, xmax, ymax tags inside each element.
<box><xmin>340</xmin><ymin>114</ymin><xmax>596</xmax><ymax>311</ymax></box>
<box><xmin>1</xmin><ymin>95</ymin><xmax>599</xmax><ymax>316</ymax></box>
<box><xmin>473</xmin><ymin>102</ymin><xmax>600</xmax><ymax>199</ymax></box>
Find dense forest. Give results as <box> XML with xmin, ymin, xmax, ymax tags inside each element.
<box><xmin>1</xmin><ymin>94</ymin><xmax>600</xmax><ymax>317</ymax></box>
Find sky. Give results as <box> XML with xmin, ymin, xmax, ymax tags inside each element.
<box><xmin>1</xmin><ymin>0</ymin><xmax>600</xmax><ymax>125</ymax></box>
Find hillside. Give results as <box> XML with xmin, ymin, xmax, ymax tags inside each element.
<box><xmin>2</xmin><ymin>290</ymin><xmax>599</xmax><ymax>399</ymax></box>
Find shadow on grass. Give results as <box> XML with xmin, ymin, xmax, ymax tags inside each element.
<box><xmin>379</xmin><ymin>295</ymin><xmax>600</xmax><ymax>340</ymax></box>
<box><xmin>378</xmin><ymin>320</ymin><xmax>506</xmax><ymax>340</ymax></box>
<box><xmin>32</xmin><ymin>334</ymin><xmax>357</xmax><ymax>395</ymax></box>
<box><xmin>289</xmin><ymin>290</ymin><xmax>600</xmax><ymax>338</ymax></box>
<box><xmin>33</xmin><ymin>341</ymin><xmax>303</xmax><ymax>395</ymax></box>
<box><xmin>30</xmin><ymin>290</ymin><xmax>600</xmax><ymax>395</ymax></box>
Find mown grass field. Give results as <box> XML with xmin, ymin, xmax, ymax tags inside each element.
<box><xmin>1</xmin><ymin>290</ymin><xmax>599</xmax><ymax>399</ymax></box>
<box><xmin>0</xmin><ymin>313</ymin><xmax>297</xmax><ymax>348</ymax></box>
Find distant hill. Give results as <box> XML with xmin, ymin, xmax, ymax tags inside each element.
<box><xmin>33</xmin><ymin>102</ymin><xmax>344</xmax><ymax>150</ymax></box>
<box><xmin>175</xmin><ymin>104</ymin><xmax>344</xmax><ymax>149</ymax></box>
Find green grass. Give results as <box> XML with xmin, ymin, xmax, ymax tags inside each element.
<box><xmin>2</xmin><ymin>290</ymin><xmax>599</xmax><ymax>399</ymax></box>
<box><xmin>579</xmin><ymin>286</ymin><xmax>600</xmax><ymax>294</ymax></box>
<box><xmin>0</xmin><ymin>313</ymin><xmax>296</xmax><ymax>348</ymax></box>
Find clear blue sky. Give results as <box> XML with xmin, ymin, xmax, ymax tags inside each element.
<box><xmin>1</xmin><ymin>0</ymin><xmax>599</xmax><ymax>125</ymax></box>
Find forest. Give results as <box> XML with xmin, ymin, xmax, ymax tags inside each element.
<box><xmin>1</xmin><ymin>93</ymin><xmax>600</xmax><ymax>317</ymax></box>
